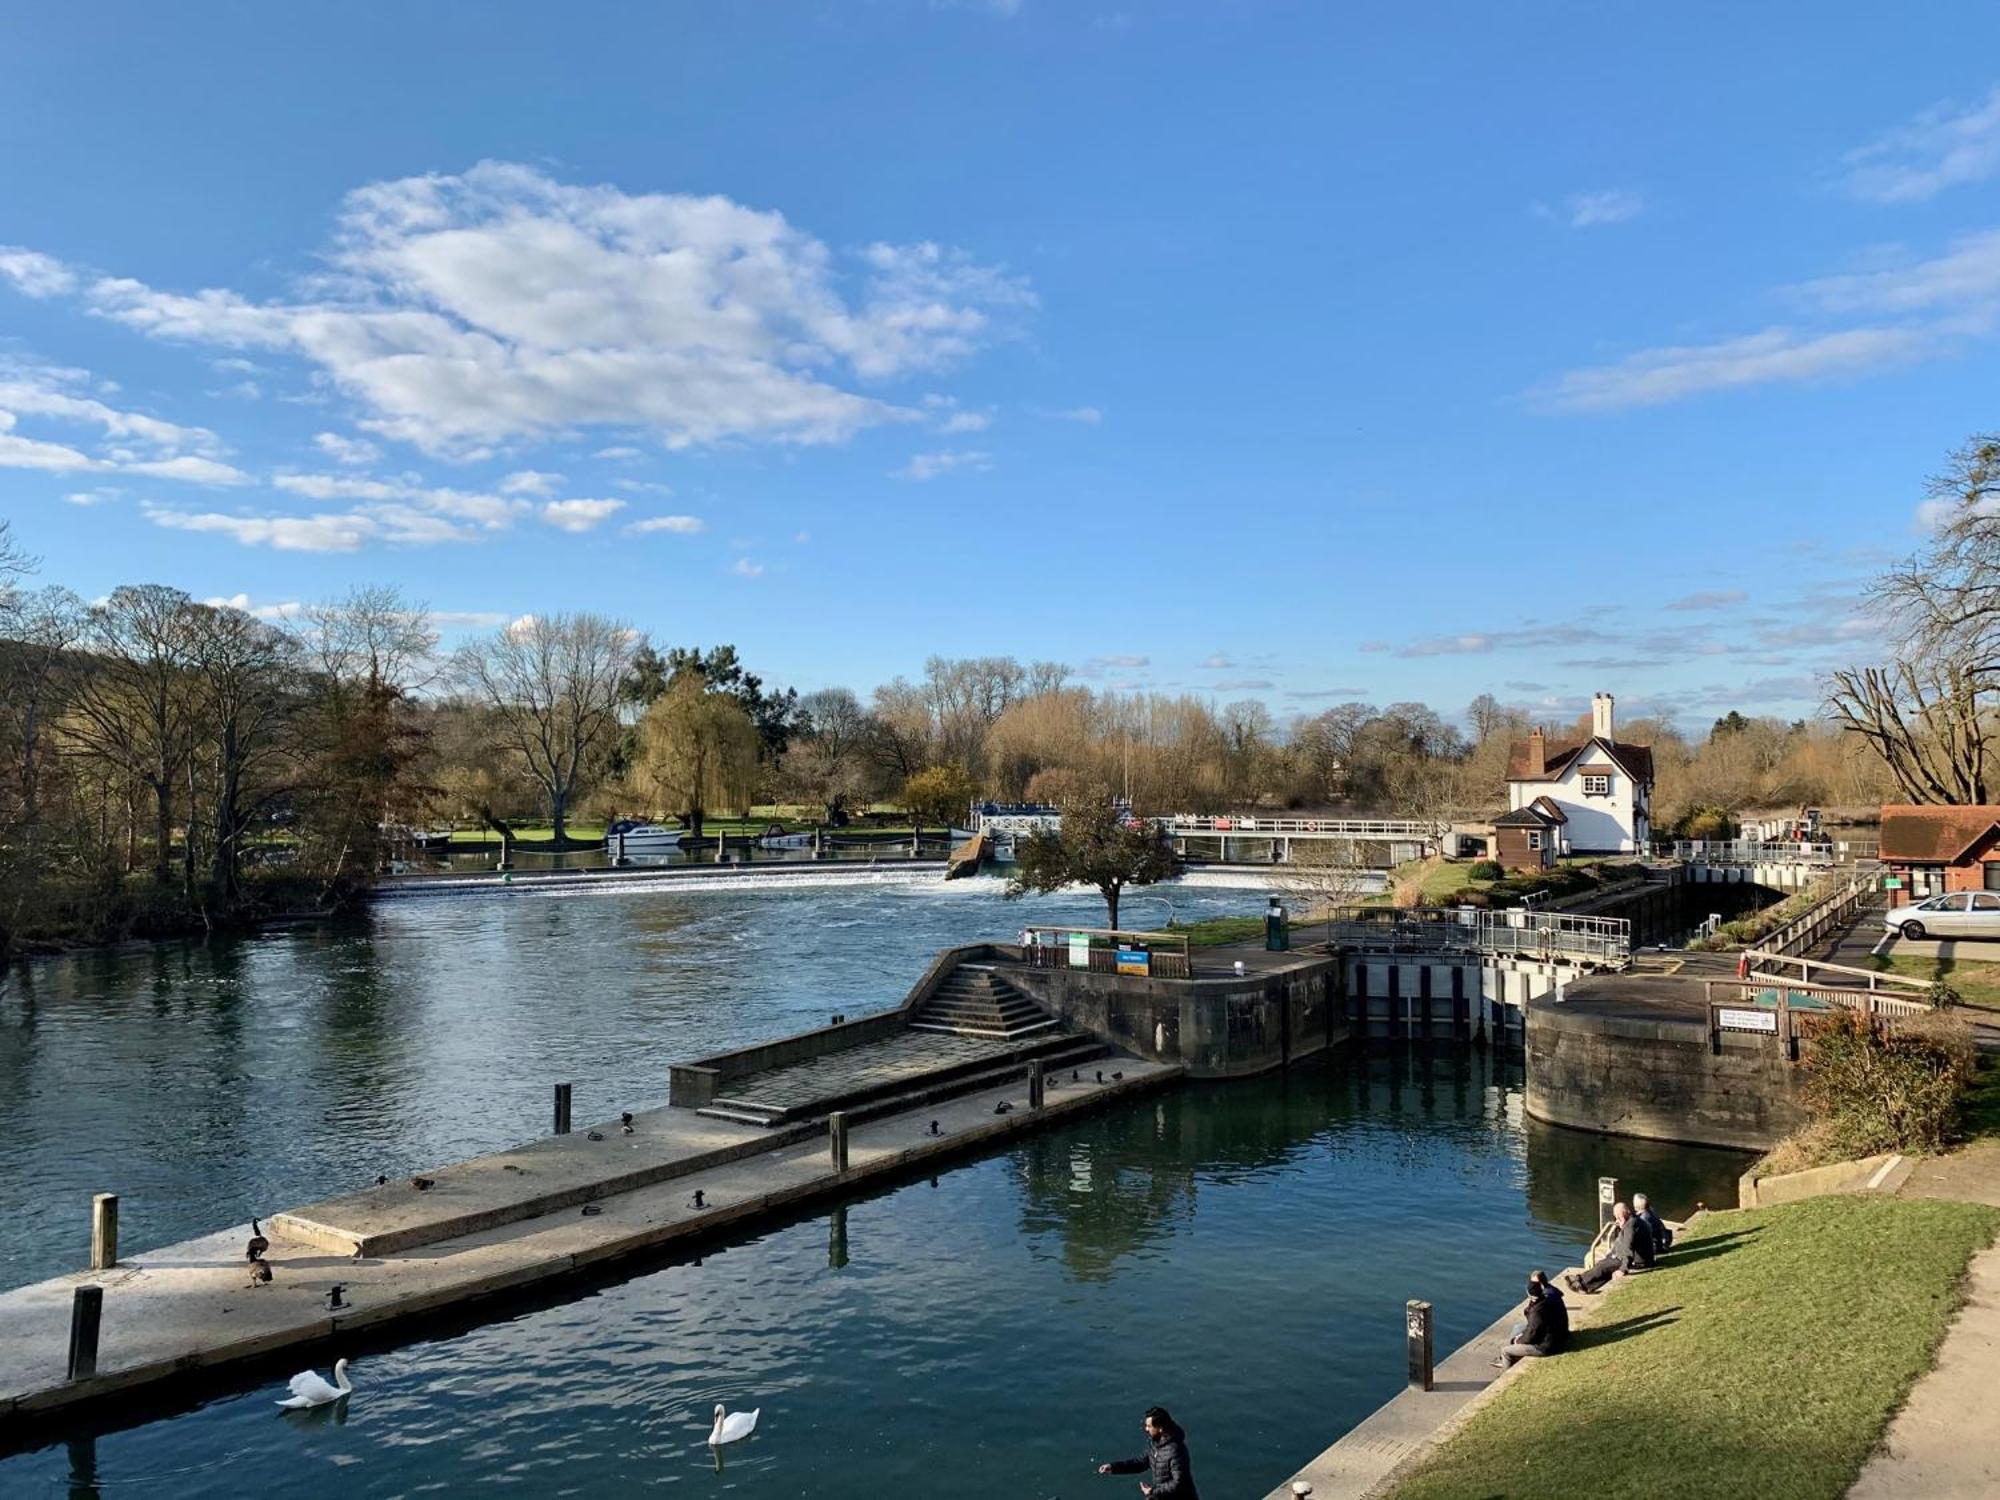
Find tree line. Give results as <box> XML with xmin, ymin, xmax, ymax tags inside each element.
<box><xmin>1</xmin><ymin>519</ymin><xmax>1899</xmax><ymax>955</ymax></box>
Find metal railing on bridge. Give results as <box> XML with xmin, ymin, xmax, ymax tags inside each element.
<box><xmin>1167</xmin><ymin>815</ymin><xmax>1443</xmax><ymax>840</ymax></box>
<box><xmin>1325</xmin><ymin>905</ymin><xmax>1631</xmax><ymax>968</ymax></box>
<box><xmin>1741</xmin><ymin>874</ymin><xmax>1879</xmax><ymax>961</ymax></box>
<box><xmin>1663</xmin><ymin>839</ymin><xmax>1839</xmax><ymax>866</ymax></box>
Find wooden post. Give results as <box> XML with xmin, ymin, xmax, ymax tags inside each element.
<box><xmin>1028</xmin><ymin>1064</ymin><xmax>1045</xmax><ymax>1111</ymax></box>
<box><xmin>1598</xmin><ymin>1176</ymin><xmax>1619</xmax><ymax>1231</ymax></box>
<box><xmin>1405</xmin><ymin>1299</ymin><xmax>1434</xmax><ymax>1391</ymax></box>
<box><xmin>829</xmin><ymin>1110</ymin><xmax>849</xmax><ymax>1172</ymax></box>
<box><xmin>89</xmin><ymin>1194</ymin><xmax>118</xmax><ymax>1272</ymax></box>
<box><xmin>67</xmin><ymin>1285</ymin><xmax>102</xmax><ymax>1381</ymax></box>
<box><xmin>553</xmin><ymin>1082</ymin><xmax>572</xmax><ymax>1136</ymax></box>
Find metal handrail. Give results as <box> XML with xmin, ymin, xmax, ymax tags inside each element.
<box><xmin>1326</xmin><ymin>904</ymin><xmax>1630</xmax><ymax>966</ymax></box>
<box><xmin>1744</xmin><ymin>875</ymin><xmax>1880</xmax><ymax>961</ymax></box>
<box><xmin>1167</xmin><ymin>815</ymin><xmax>1444</xmax><ymax>838</ymax></box>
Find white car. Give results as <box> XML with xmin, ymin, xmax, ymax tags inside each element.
<box><xmin>1884</xmin><ymin>891</ymin><xmax>2000</xmax><ymax>941</ymax></box>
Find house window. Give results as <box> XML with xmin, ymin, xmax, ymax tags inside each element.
<box><xmin>1582</xmin><ymin>773</ymin><xmax>1611</xmax><ymax>796</ymax></box>
<box><xmin>1526</xmin><ymin>831</ymin><xmax>1542</xmax><ymax>851</ymax></box>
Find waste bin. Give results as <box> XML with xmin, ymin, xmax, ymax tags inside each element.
<box><xmin>1265</xmin><ymin>897</ymin><xmax>1289</xmax><ymax>951</ymax></box>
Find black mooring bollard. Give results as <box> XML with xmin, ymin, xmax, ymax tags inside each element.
<box><xmin>554</xmin><ymin>1082</ymin><xmax>573</xmax><ymax>1136</ymax></box>
<box><xmin>1027</xmin><ymin>1064</ymin><xmax>1045</xmax><ymax>1111</ymax></box>
<box><xmin>1405</xmin><ymin>1298</ymin><xmax>1433</xmax><ymax>1391</ymax></box>
<box><xmin>829</xmin><ymin>1110</ymin><xmax>850</xmax><ymax>1172</ymax></box>
<box><xmin>67</xmin><ymin>1284</ymin><xmax>103</xmax><ymax>1381</ymax></box>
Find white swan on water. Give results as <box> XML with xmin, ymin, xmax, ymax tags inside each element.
<box><xmin>709</xmin><ymin>1403</ymin><xmax>759</xmax><ymax>1445</ymax></box>
<box><xmin>276</xmin><ymin>1358</ymin><xmax>353</xmax><ymax>1409</ymax></box>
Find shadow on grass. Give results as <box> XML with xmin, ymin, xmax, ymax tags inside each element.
<box><xmin>1575</xmin><ymin>1306</ymin><xmax>1681</xmax><ymax>1349</ymax></box>
<box><xmin>1656</xmin><ymin>1226</ymin><xmax>1762</xmax><ymax>1266</ymax></box>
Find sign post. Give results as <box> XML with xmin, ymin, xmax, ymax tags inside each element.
<box><xmin>1598</xmin><ymin>1175</ymin><xmax>1619</xmax><ymax>1232</ymax></box>
<box><xmin>1405</xmin><ymin>1300</ymin><xmax>1433</xmax><ymax>1391</ymax></box>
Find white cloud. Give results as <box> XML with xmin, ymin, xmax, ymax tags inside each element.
<box><xmin>1045</xmin><ymin>404</ymin><xmax>1102</xmax><ymax>424</ymax></box>
<box><xmin>1212</xmin><ymin>677</ymin><xmax>1274</xmax><ymax>692</ymax></box>
<box><xmin>938</xmin><ymin>408</ymin><xmax>993</xmax><ymax>433</ymax></box>
<box><xmin>613</xmin><ymin>478</ymin><xmax>674</xmax><ymax>495</ymax></box>
<box><xmin>1197</xmin><ymin>653</ymin><xmax>1234</xmax><ymax>669</ymax></box>
<box><xmin>500</xmin><ymin>468</ymin><xmax>563</xmax><ymax>496</ymax></box>
<box><xmin>623</xmin><ymin>513</ymin><xmax>706</xmax><ymax>535</ymax></box>
<box><xmin>1532</xmin><ymin>326</ymin><xmax>1932</xmax><ymax>411</ymax></box>
<box><xmin>732</xmin><ymin>557</ymin><xmax>765</xmax><ymax>577</ymax></box>
<box><xmin>540</xmin><ymin>497</ymin><xmax>626</xmax><ymax>532</ymax></box>
<box><xmin>274</xmin><ymin>472</ymin><xmax>403</xmax><ymax>501</ymax></box>
<box><xmin>0</xmin><ymin>363</ymin><xmax>251</xmax><ymax>484</ymax></box>
<box><xmin>1841</xmin><ymin>85</ymin><xmax>2000</xmax><ymax>203</ymax></box>
<box><xmin>63</xmin><ymin>490</ymin><xmax>112</xmax><ymax>506</ymax></box>
<box><xmin>202</xmin><ymin>593</ymin><xmax>307</xmax><ymax>622</ymax></box>
<box><xmin>1797</xmin><ymin>228</ymin><xmax>2000</xmax><ymax>316</ymax></box>
<box><xmin>893</xmin><ymin>448</ymin><xmax>992</xmax><ymax>480</ymax></box>
<box><xmin>1545</xmin><ymin>190</ymin><xmax>1645</xmax><ymax>228</ymax></box>
<box><xmin>0</xmin><ymin>246</ymin><xmax>77</xmax><ymax>297</ymax></box>
<box><xmin>43</xmin><ymin>161</ymin><xmax>1030</xmax><ymax>456</ymax></box>
<box><xmin>1666</xmin><ymin>589</ymin><xmax>1749</xmax><ymax>611</ymax></box>
<box><xmin>432</xmin><ymin>609</ymin><xmax>511</xmax><ymax>628</ymax></box>
<box><xmin>148</xmin><ymin>507</ymin><xmax>380</xmax><ymax>552</ymax></box>
<box><xmin>314</xmin><ymin>430</ymin><xmax>381</xmax><ymax>465</ymax></box>
<box><xmin>595</xmin><ymin>445</ymin><xmax>643</xmax><ymax>460</ymax></box>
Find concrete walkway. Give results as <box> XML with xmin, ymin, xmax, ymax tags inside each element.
<box><xmin>1848</xmin><ymin>1141</ymin><xmax>2000</xmax><ymax>1498</ymax></box>
<box><xmin>0</xmin><ymin>1061</ymin><xmax>1178</xmax><ymax>1432</ymax></box>
<box><xmin>1262</xmin><ymin>1250</ymin><xmax>1631</xmax><ymax>1499</ymax></box>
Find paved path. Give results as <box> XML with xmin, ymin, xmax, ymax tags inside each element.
<box><xmin>1847</xmin><ymin>1142</ymin><xmax>2000</xmax><ymax>1498</ymax></box>
<box><xmin>0</xmin><ymin>1062</ymin><xmax>1178</xmax><ymax>1433</ymax></box>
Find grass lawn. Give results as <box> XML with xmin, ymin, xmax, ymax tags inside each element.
<box><xmin>1866</xmin><ymin>951</ymin><xmax>2000</xmax><ymax>1013</ymax></box>
<box><xmin>1388</xmin><ymin>1195</ymin><xmax>2000</xmax><ymax>1500</ymax></box>
<box><xmin>1375</xmin><ymin>857</ymin><xmax>1488</xmax><ymax>905</ymax></box>
<box><xmin>1172</xmin><ymin>914</ymin><xmax>1270</xmax><ymax>948</ymax></box>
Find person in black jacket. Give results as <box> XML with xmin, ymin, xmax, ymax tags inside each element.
<box><xmin>1568</xmin><ymin>1202</ymin><xmax>1655</xmax><ymax>1294</ymax></box>
<box><xmin>1099</xmin><ymin>1406</ymin><xmax>1199</xmax><ymax>1498</ymax></box>
<box><xmin>1498</xmin><ymin>1273</ymin><xmax>1570</xmax><ymax>1366</ymax></box>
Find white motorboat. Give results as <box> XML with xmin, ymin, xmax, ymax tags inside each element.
<box><xmin>606</xmin><ymin>820</ymin><xmax>684</xmax><ymax>860</ymax></box>
<box><xmin>756</xmin><ymin>825</ymin><xmax>815</xmax><ymax>850</ymax></box>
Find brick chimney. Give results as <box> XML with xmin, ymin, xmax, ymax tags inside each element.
<box><xmin>1525</xmin><ymin>726</ymin><xmax>1546</xmax><ymax>778</ymax></box>
<box><xmin>1592</xmin><ymin>692</ymin><xmax>1615</xmax><ymax>742</ymax></box>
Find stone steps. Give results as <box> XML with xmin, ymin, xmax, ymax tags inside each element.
<box><xmin>910</xmin><ymin>967</ymin><xmax>1054</xmax><ymax>1039</ymax></box>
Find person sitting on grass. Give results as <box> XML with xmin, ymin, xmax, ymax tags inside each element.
<box><xmin>1567</xmin><ymin>1201</ymin><xmax>1654</xmax><ymax>1295</ymax></box>
<box><xmin>1633</xmin><ymin>1192</ymin><xmax>1673</xmax><ymax>1254</ymax></box>
<box><xmin>1497</xmin><ymin>1272</ymin><xmax>1570</xmax><ymax>1367</ymax></box>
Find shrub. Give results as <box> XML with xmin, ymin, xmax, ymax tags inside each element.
<box><xmin>1467</xmin><ymin>859</ymin><xmax>1504</xmax><ymax>881</ymax></box>
<box><xmin>1681</xmin><ymin>805</ymin><xmax>1734</xmax><ymax>840</ymax></box>
<box><xmin>1789</xmin><ymin>1009</ymin><xmax>1977</xmax><ymax>1164</ymax></box>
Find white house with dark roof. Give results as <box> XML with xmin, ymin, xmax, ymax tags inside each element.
<box><xmin>1503</xmin><ymin>692</ymin><xmax>1653</xmax><ymax>856</ymax></box>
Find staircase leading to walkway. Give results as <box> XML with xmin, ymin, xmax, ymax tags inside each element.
<box><xmin>909</xmin><ymin>964</ymin><xmax>1057</xmax><ymax>1040</ymax></box>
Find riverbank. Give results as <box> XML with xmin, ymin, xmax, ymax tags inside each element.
<box><xmin>0</xmin><ymin>875</ymin><xmax>354</xmax><ymax>965</ymax></box>
<box><xmin>1380</xmin><ymin>1195</ymin><xmax>1999</xmax><ymax>1500</ymax></box>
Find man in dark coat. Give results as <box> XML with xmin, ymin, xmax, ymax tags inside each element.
<box><xmin>1099</xmin><ymin>1406</ymin><xmax>1199</xmax><ymax>1498</ymax></box>
<box><xmin>1499</xmin><ymin>1274</ymin><xmax>1570</xmax><ymax>1365</ymax></box>
<box><xmin>1569</xmin><ymin>1202</ymin><xmax>1654</xmax><ymax>1294</ymax></box>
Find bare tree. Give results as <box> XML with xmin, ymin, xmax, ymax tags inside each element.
<box><xmin>189</xmin><ymin>603</ymin><xmax>302</xmax><ymax>905</ymax></box>
<box><xmin>452</xmin><ymin>613</ymin><xmax>637</xmax><ymax>844</ymax></box>
<box><xmin>789</xmin><ymin>687</ymin><xmax>876</xmax><ymax>820</ymax></box>
<box><xmin>1827</xmin><ymin>659</ymin><xmax>1991</xmax><ymax>805</ymax></box>
<box><xmin>67</xmin><ymin>585</ymin><xmax>203</xmax><ymax>884</ymax></box>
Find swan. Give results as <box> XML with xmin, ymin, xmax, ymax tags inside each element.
<box><xmin>708</xmin><ymin>1403</ymin><xmax>759</xmax><ymax>1445</ymax></box>
<box><xmin>276</xmin><ymin>1358</ymin><xmax>353</xmax><ymax>1409</ymax></box>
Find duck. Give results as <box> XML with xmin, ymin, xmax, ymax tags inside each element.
<box><xmin>248</xmin><ymin>1259</ymin><xmax>273</xmax><ymax>1287</ymax></box>
<box><xmin>620</xmin><ymin>1111</ymin><xmax>635</xmax><ymax>1135</ymax></box>
<box><xmin>410</xmin><ymin>1177</ymin><xmax>435</xmax><ymax>1192</ymax></box>
<box><xmin>586</xmin><ymin>1130</ymin><xmax>605</xmax><ymax>1142</ymax></box>
<box><xmin>245</xmin><ymin>1218</ymin><xmax>269</xmax><ymax>1263</ymax></box>
<box><xmin>708</xmin><ymin>1403</ymin><xmax>759</xmax><ymax>1446</ymax></box>
<box><xmin>275</xmin><ymin>1358</ymin><xmax>353</xmax><ymax>1409</ymax></box>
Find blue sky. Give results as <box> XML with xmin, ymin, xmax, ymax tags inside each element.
<box><xmin>4</xmin><ymin>3</ymin><xmax>1999</xmax><ymax>729</ymax></box>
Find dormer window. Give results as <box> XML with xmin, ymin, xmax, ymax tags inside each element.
<box><xmin>1582</xmin><ymin>773</ymin><xmax>1612</xmax><ymax>797</ymax></box>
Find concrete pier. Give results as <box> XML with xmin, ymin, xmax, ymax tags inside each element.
<box><xmin>0</xmin><ymin>1061</ymin><xmax>1178</xmax><ymax>1433</ymax></box>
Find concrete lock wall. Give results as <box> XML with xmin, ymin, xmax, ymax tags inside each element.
<box><xmin>1523</xmin><ymin>996</ymin><xmax>1806</xmax><ymax>1151</ymax></box>
<box><xmin>1341</xmin><ymin>956</ymin><xmax>1596</xmax><ymax>1041</ymax></box>
<box><xmin>1005</xmin><ymin>957</ymin><xmax>1346</xmax><ymax>1078</ymax></box>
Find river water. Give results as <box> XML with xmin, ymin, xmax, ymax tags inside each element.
<box><xmin>0</xmin><ymin>872</ymin><xmax>1749</xmax><ymax>1496</ymax></box>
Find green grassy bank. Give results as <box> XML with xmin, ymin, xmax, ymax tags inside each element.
<box><xmin>1389</xmin><ymin>1195</ymin><xmax>2000</xmax><ymax>1500</ymax></box>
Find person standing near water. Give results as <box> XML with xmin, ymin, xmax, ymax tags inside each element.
<box><xmin>1098</xmin><ymin>1406</ymin><xmax>1199</xmax><ymax>1497</ymax></box>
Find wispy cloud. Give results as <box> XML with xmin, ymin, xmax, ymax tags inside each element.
<box><xmin>0</xmin><ymin>360</ymin><xmax>250</xmax><ymax>484</ymax></box>
<box><xmin>1041</xmin><ymin>404</ymin><xmax>1103</xmax><ymax>424</ymax></box>
<box><xmin>1212</xmin><ymin>677</ymin><xmax>1274</xmax><ymax>692</ymax></box>
<box><xmin>1538</xmin><ymin>189</ymin><xmax>1645</xmax><ymax>228</ymax></box>
<box><xmin>623</xmin><ymin>513</ymin><xmax>706</xmax><ymax>536</ymax></box>
<box><xmin>1531</xmin><ymin>326</ymin><xmax>1932</xmax><ymax>412</ymax></box>
<box><xmin>893</xmin><ymin>448</ymin><xmax>992</xmax><ymax>480</ymax></box>
<box><xmin>0</xmin><ymin>246</ymin><xmax>76</xmax><ymax>297</ymax></box>
<box><xmin>732</xmin><ymin>557</ymin><xmax>765</xmax><ymax>578</ymax></box>
<box><xmin>1840</xmin><ymin>85</ymin><xmax>2000</xmax><ymax>203</ymax></box>
<box><xmin>313</xmin><ymin>430</ymin><xmax>380</xmax><ymax>466</ymax></box>
<box><xmin>1197</xmin><ymin>652</ymin><xmax>1234</xmax><ymax>669</ymax></box>
<box><xmin>1666</xmin><ymin>589</ymin><xmax>1749</xmax><ymax>611</ymax></box>
<box><xmin>500</xmin><ymin>469</ymin><xmax>563</xmax><ymax>496</ymax></box>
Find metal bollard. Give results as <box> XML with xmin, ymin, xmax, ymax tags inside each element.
<box><xmin>67</xmin><ymin>1285</ymin><xmax>103</xmax><ymax>1381</ymax></box>
<box><xmin>554</xmin><ymin>1082</ymin><xmax>573</xmax><ymax>1136</ymax></box>
<box><xmin>1406</xmin><ymin>1299</ymin><xmax>1433</xmax><ymax>1391</ymax></box>
<box><xmin>1027</xmin><ymin>1065</ymin><xmax>1045</xmax><ymax>1111</ymax></box>
<box><xmin>90</xmin><ymin>1194</ymin><xmax>118</xmax><ymax>1272</ymax></box>
<box><xmin>1598</xmin><ymin>1176</ymin><xmax>1619</xmax><ymax>1232</ymax></box>
<box><xmin>829</xmin><ymin>1110</ymin><xmax>850</xmax><ymax>1173</ymax></box>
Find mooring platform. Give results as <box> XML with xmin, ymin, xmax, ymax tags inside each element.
<box><xmin>0</xmin><ymin>1060</ymin><xmax>1180</xmax><ymax>1432</ymax></box>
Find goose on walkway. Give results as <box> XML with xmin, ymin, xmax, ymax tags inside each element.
<box><xmin>245</xmin><ymin>1218</ymin><xmax>269</xmax><ymax>1263</ymax></box>
<box><xmin>709</xmin><ymin>1404</ymin><xmax>759</xmax><ymax>1445</ymax></box>
<box><xmin>275</xmin><ymin>1358</ymin><xmax>352</xmax><ymax>1409</ymax></box>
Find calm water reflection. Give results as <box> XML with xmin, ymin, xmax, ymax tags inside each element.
<box><xmin>0</xmin><ymin>876</ymin><xmax>1749</xmax><ymax>1496</ymax></box>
